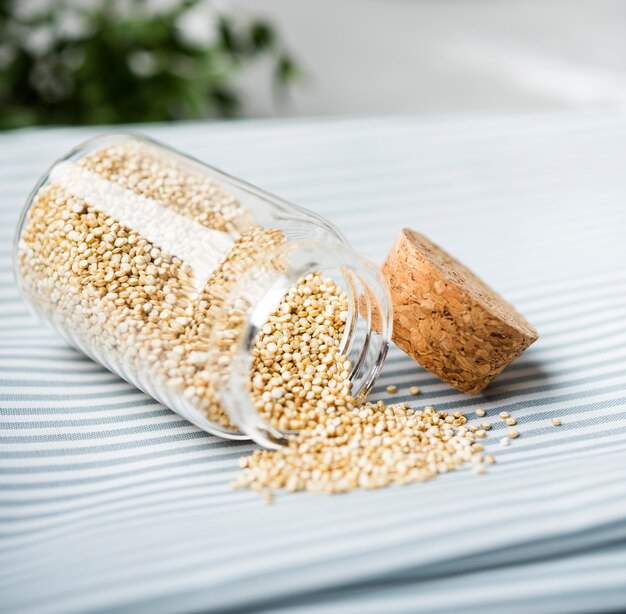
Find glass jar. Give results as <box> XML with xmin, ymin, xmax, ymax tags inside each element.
<box><xmin>14</xmin><ymin>133</ymin><xmax>392</xmax><ymax>448</ymax></box>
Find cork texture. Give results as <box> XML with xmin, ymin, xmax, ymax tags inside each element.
<box><xmin>381</xmin><ymin>229</ymin><xmax>538</xmax><ymax>394</ymax></box>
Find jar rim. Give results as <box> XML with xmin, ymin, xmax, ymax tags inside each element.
<box><xmin>202</xmin><ymin>239</ymin><xmax>393</xmax><ymax>449</ymax></box>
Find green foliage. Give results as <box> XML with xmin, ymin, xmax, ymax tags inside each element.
<box><xmin>0</xmin><ymin>0</ymin><xmax>300</xmax><ymax>129</ymax></box>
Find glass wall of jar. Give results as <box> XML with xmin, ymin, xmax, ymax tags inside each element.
<box><xmin>14</xmin><ymin>133</ymin><xmax>392</xmax><ymax>447</ymax></box>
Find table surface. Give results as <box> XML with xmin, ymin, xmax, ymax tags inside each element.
<box><xmin>1</xmin><ymin>112</ymin><xmax>626</xmax><ymax>614</ymax></box>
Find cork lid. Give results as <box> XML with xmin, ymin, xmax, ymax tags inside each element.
<box><xmin>381</xmin><ymin>229</ymin><xmax>538</xmax><ymax>394</ymax></box>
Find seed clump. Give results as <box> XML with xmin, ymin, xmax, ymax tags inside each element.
<box><xmin>250</xmin><ymin>272</ymin><xmax>351</xmax><ymax>433</ymax></box>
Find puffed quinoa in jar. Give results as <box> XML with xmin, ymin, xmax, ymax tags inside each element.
<box><xmin>14</xmin><ymin>133</ymin><xmax>392</xmax><ymax>448</ymax></box>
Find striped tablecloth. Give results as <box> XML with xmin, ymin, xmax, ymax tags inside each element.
<box><xmin>1</xmin><ymin>112</ymin><xmax>626</xmax><ymax>613</ymax></box>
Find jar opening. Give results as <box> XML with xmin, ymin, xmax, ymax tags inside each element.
<box><xmin>201</xmin><ymin>240</ymin><xmax>392</xmax><ymax>449</ymax></box>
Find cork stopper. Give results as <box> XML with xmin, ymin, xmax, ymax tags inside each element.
<box><xmin>381</xmin><ymin>229</ymin><xmax>538</xmax><ymax>394</ymax></box>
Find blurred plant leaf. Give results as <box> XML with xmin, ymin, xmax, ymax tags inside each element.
<box><xmin>250</xmin><ymin>20</ymin><xmax>276</xmax><ymax>52</ymax></box>
<box><xmin>275</xmin><ymin>54</ymin><xmax>302</xmax><ymax>86</ymax></box>
<box><xmin>0</xmin><ymin>0</ymin><xmax>300</xmax><ymax>129</ymax></box>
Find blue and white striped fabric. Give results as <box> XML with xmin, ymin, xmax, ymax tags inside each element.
<box><xmin>1</xmin><ymin>112</ymin><xmax>626</xmax><ymax>613</ymax></box>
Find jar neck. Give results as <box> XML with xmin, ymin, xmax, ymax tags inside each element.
<box><xmin>204</xmin><ymin>240</ymin><xmax>392</xmax><ymax>448</ymax></box>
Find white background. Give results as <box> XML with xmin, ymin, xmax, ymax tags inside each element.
<box><xmin>236</xmin><ymin>0</ymin><xmax>626</xmax><ymax>117</ymax></box>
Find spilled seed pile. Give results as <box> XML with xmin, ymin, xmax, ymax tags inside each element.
<box><xmin>235</xmin><ymin>272</ymin><xmax>492</xmax><ymax>496</ymax></box>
